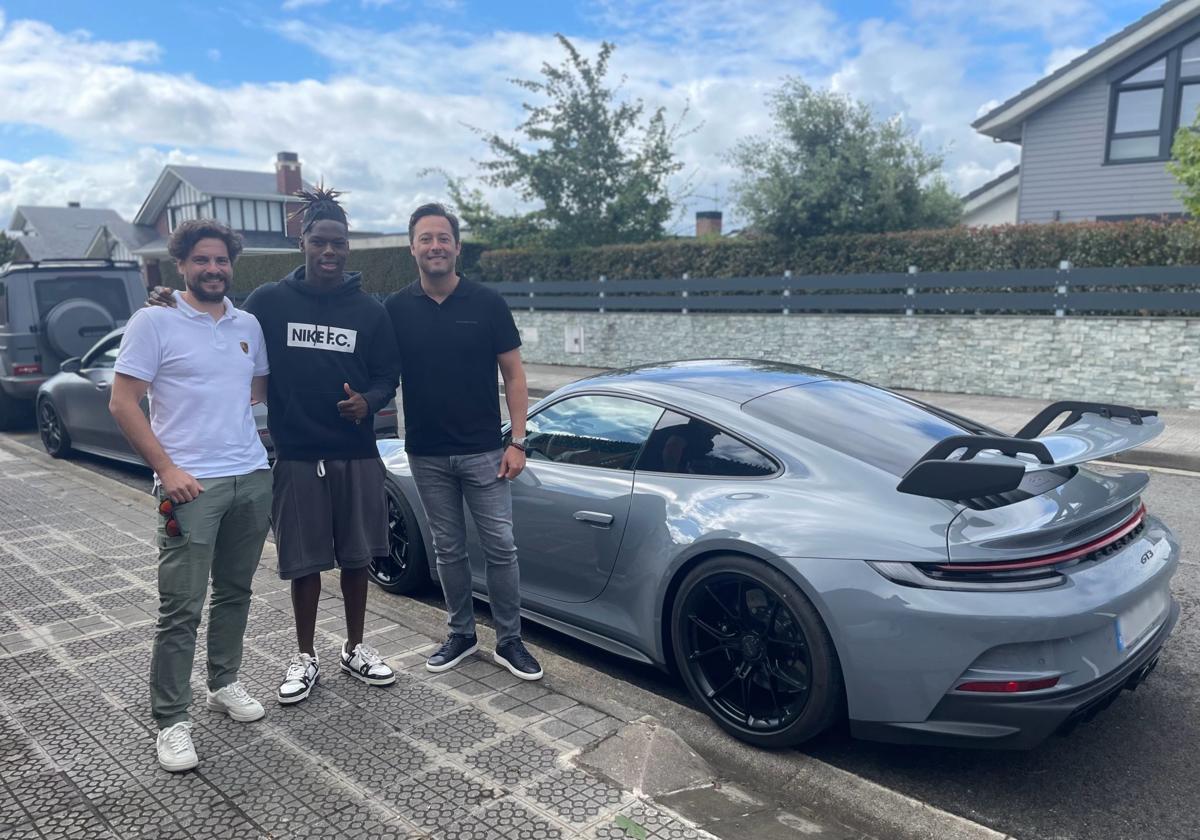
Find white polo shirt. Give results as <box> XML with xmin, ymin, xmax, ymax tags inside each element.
<box><xmin>115</xmin><ymin>294</ymin><xmax>270</xmax><ymax>480</ymax></box>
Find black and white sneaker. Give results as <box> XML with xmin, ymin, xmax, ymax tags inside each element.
<box><xmin>278</xmin><ymin>652</ymin><xmax>319</xmax><ymax>704</ymax></box>
<box><xmin>340</xmin><ymin>642</ymin><xmax>396</xmax><ymax>686</ymax></box>
<box><xmin>494</xmin><ymin>640</ymin><xmax>543</xmax><ymax>681</ymax></box>
<box><xmin>425</xmin><ymin>633</ymin><xmax>479</xmax><ymax>672</ymax></box>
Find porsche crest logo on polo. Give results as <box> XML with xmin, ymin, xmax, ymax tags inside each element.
<box><xmin>285</xmin><ymin>322</ymin><xmax>358</xmax><ymax>353</ymax></box>
<box><xmin>240</xmin><ymin>341</ymin><xmax>249</xmax><ymax>354</ymax></box>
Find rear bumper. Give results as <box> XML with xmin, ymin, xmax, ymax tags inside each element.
<box><xmin>850</xmin><ymin>598</ymin><xmax>1178</xmax><ymax>749</ymax></box>
<box><xmin>0</xmin><ymin>375</ymin><xmax>47</xmax><ymax>399</ymax></box>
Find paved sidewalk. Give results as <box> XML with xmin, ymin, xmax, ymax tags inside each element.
<box><xmin>519</xmin><ymin>363</ymin><xmax>1200</xmax><ymax>472</ymax></box>
<box><xmin>0</xmin><ymin>439</ymin><xmax>860</xmax><ymax>840</ymax></box>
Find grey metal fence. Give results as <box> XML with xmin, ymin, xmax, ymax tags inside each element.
<box><xmin>483</xmin><ymin>266</ymin><xmax>1200</xmax><ymax>315</ymax></box>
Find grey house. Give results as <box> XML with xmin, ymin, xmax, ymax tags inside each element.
<box><xmin>971</xmin><ymin>0</ymin><xmax>1200</xmax><ymax>224</ymax></box>
<box><xmin>7</xmin><ymin>205</ymin><xmax>154</xmax><ymax>262</ymax></box>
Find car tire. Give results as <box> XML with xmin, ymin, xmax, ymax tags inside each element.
<box><xmin>37</xmin><ymin>398</ymin><xmax>73</xmax><ymax>458</ymax></box>
<box><xmin>670</xmin><ymin>554</ymin><xmax>844</xmax><ymax>748</ymax></box>
<box><xmin>369</xmin><ymin>482</ymin><xmax>430</xmax><ymax>595</ymax></box>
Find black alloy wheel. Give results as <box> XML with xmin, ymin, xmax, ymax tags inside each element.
<box><xmin>369</xmin><ymin>483</ymin><xmax>429</xmax><ymax>595</ymax></box>
<box><xmin>37</xmin><ymin>399</ymin><xmax>72</xmax><ymax>458</ymax></box>
<box><xmin>672</xmin><ymin>555</ymin><xmax>843</xmax><ymax>748</ymax></box>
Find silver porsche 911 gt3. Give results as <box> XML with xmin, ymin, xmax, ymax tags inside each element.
<box><xmin>370</xmin><ymin>359</ymin><xmax>1179</xmax><ymax>750</ymax></box>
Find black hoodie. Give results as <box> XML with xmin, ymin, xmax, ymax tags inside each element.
<box><xmin>243</xmin><ymin>267</ymin><xmax>398</xmax><ymax>461</ymax></box>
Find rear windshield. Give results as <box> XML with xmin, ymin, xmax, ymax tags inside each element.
<box><xmin>742</xmin><ymin>380</ymin><xmax>976</xmax><ymax>476</ymax></box>
<box><xmin>35</xmin><ymin>276</ymin><xmax>131</xmax><ymax>321</ymax></box>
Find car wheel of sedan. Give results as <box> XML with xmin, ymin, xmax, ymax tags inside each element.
<box><xmin>671</xmin><ymin>555</ymin><xmax>844</xmax><ymax>748</ymax></box>
<box><xmin>369</xmin><ymin>482</ymin><xmax>429</xmax><ymax>595</ymax></box>
<box><xmin>37</xmin><ymin>398</ymin><xmax>73</xmax><ymax>458</ymax></box>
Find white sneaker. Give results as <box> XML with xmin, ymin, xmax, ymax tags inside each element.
<box><xmin>206</xmin><ymin>681</ymin><xmax>265</xmax><ymax>722</ymax></box>
<box><xmin>340</xmin><ymin>642</ymin><xmax>396</xmax><ymax>686</ymax></box>
<box><xmin>278</xmin><ymin>653</ymin><xmax>319</xmax><ymax>705</ymax></box>
<box><xmin>156</xmin><ymin>721</ymin><xmax>198</xmax><ymax>772</ymax></box>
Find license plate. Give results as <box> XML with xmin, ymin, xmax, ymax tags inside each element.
<box><xmin>1116</xmin><ymin>587</ymin><xmax>1169</xmax><ymax>653</ymax></box>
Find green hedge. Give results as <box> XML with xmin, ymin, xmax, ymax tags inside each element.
<box><xmin>159</xmin><ymin>242</ymin><xmax>488</xmax><ymax>294</ymax></box>
<box><xmin>476</xmin><ymin>219</ymin><xmax>1200</xmax><ymax>282</ymax></box>
<box><xmin>157</xmin><ymin>220</ymin><xmax>1200</xmax><ymax>292</ymax></box>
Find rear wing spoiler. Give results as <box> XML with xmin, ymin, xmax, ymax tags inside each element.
<box><xmin>897</xmin><ymin>400</ymin><xmax>1163</xmax><ymax>502</ymax></box>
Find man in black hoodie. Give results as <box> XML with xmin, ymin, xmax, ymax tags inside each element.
<box><xmin>244</xmin><ymin>188</ymin><xmax>400</xmax><ymax>704</ymax></box>
<box><xmin>149</xmin><ymin>188</ymin><xmax>399</xmax><ymax>705</ymax></box>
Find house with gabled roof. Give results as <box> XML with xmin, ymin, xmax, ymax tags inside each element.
<box><xmin>6</xmin><ymin>152</ymin><xmax>317</xmax><ymax>284</ymax></box>
<box><xmin>132</xmin><ymin>152</ymin><xmax>312</xmax><ymax>285</ymax></box>
<box><xmin>7</xmin><ymin>204</ymin><xmax>155</xmax><ymax>262</ymax></box>
<box><xmin>968</xmin><ymin>0</ymin><xmax>1200</xmax><ymax>225</ymax></box>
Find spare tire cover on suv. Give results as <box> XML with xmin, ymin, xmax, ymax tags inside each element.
<box><xmin>44</xmin><ymin>299</ymin><xmax>116</xmax><ymax>359</ymax></box>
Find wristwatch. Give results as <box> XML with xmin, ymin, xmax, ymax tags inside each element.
<box><xmin>509</xmin><ymin>436</ymin><xmax>527</xmax><ymax>452</ymax></box>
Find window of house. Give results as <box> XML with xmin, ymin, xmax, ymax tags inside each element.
<box><xmin>1108</xmin><ymin>37</ymin><xmax>1200</xmax><ymax>162</ymax></box>
<box><xmin>524</xmin><ymin>395</ymin><xmax>663</xmax><ymax>471</ymax></box>
<box><xmin>1109</xmin><ymin>58</ymin><xmax>1167</xmax><ymax>161</ymax></box>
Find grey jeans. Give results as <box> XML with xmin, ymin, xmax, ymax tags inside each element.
<box><xmin>409</xmin><ymin>449</ymin><xmax>522</xmax><ymax>645</ymax></box>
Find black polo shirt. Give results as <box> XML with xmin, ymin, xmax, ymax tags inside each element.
<box><xmin>384</xmin><ymin>277</ymin><xmax>521</xmax><ymax>456</ymax></box>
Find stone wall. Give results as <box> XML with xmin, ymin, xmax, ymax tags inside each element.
<box><xmin>511</xmin><ymin>312</ymin><xmax>1200</xmax><ymax>409</ymax></box>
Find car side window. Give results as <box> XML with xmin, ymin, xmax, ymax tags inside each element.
<box><xmin>525</xmin><ymin>395</ymin><xmax>663</xmax><ymax>471</ymax></box>
<box><xmin>83</xmin><ymin>336</ymin><xmax>121</xmax><ymax>370</ymax></box>
<box><xmin>637</xmin><ymin>410</ymin><xmax>777</xmax><ymax>477</ymax></box>
<box><xmin>0</xmin><ymin>281</ymin><xmax>7</xmax><ymax>326</ymax></box>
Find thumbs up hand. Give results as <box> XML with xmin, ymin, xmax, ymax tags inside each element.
<box><xmin>337</xmin><ymin>382</ymin><xmax>369</xmax><ymax>424</ymax></box>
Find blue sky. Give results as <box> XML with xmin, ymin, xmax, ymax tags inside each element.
<box><xmin>0</xmin><ymin>0</ymin><xmax>1165</xmax><ymax>233</ymax></box>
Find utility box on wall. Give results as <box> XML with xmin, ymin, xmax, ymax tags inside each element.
<box><xmin>564</xmin><ymin>325</ymin><xmax>584</xmax><ymax>354</ymax></box>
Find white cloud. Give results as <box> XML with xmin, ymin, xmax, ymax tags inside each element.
<box><xmin>280</xmin><ymin>0</ymin><xmax>330</xmax><ymax>10</ymax></box>
<box><xmin>1044</xmin><ymin>45</ymin><xmax>1086</xmax><ymax>75</ymax></box>
<box><xmin>0</xmin><ymin>3</ymin><xmax>1154</xmax><ymax>234</ymax></box>
<box><xmin>907</xmin><ymin>0</ymin><xmax>1103</xmax><ymax>41</ymax></box>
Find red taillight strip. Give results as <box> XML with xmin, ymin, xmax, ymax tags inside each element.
<box><xmin>933</xmin><ymin>503</ymin><xmax>1146</xmax><ymax>573</ymax></box>
<box><xmin>957</xmin><ymin>677</ymin><xmax>1060</xmax><ymax>693</ymax></box>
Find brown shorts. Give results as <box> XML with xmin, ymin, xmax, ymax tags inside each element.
<box><xmin>271</xmin><ymin>457</ymin><xmax>388</xmax><ymax>580</ymax></box>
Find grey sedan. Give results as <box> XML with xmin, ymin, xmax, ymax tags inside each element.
<box><xmin>35</xmin><ymin>327</ymin><xmax>399</xmax><ymax>466</ymax></box>
<box><xmin>371</xmin><ymin>359</ymin><xmax>1179</xmax><ymax>750</ymax></box>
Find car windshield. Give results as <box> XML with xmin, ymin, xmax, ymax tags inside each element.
<box><xmin>742</xmin><ymin>380</ymin><xmax>978</xmax><ymax>476</ymax></box>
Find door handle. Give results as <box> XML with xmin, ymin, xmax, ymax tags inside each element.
<box><xmin>95</xmin><ymin>381</ymin><xmax>110</xmax><ymax>390</ymax></box>
<box><xmin>574</xmin><ymin>510</ymin><xmax>614</xmax><ymax>527</ymax></box>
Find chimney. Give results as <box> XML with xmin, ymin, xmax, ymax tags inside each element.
<box><xmin>696</xmin><ymin>210</ymin><xmax>722</xmax><ymax>237</ymax></box>
<box><xmin>275</xmin><ymin>151</ymin><xmax>301</xmax><ymax>197</ymax></box>
<box><xmin>67</xmin><ymin>201</ymin><xmax>81</xmax><ymax>208</ymax></box>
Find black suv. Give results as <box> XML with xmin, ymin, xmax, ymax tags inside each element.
<box><xmin>0</xmin><ymin>259</ymin><xmax>146</xmax><ymax>430</ymax></box>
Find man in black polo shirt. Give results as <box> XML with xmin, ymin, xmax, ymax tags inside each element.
<box><xmin>384</xmin><ymin>203</ymin><xmax>542</xmax><ymax>681</ymax></box>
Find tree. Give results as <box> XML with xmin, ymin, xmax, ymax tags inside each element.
<box><xmin>454</xmin><ymin>35</ymin><xmax>688</xmax><ymax>249</ymax></box>
<box><xmin>0</xmin><ymin>232</ymin><xmax>14</xmax><ymax>264</ymax></box>
<box><xmin>730</xmin><ymin>79</ymin><xmax>960</xmax><ymax>240</ymax></box>
<box><xmin>1168</xmin><ymin>119</ymin><xmax>1200</xmax><ymax>215</ymax></box>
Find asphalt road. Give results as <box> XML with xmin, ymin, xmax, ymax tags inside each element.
<box><xmin>8</xmin><ymin>426</ymin><xmax>1198</xmax><ymax>840</ymax></box>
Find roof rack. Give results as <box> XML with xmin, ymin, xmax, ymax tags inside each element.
<box><xmin>2</xmin><ymin>258</ymin><xmax>140</xmax><ymax>272</ymax></box>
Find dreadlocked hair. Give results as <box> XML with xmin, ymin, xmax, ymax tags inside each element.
<box><xmin>290</xmin><ymin>183</ymin><xmax>348</xmax><ymax>232</ymax></box>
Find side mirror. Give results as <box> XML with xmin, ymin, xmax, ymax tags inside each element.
<box><xmin>60</xmin><ymin>357</ymin><xmax>82</xmax><ymax>374</ymax></box>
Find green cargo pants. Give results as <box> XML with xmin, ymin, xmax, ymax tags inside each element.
<box><xmin>150</xmin><ymin>469</ymin><xmax>272</xmax><ymax>729</ymax></box>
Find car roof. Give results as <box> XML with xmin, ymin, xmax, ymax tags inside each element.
<box><xmin>568</xmin><ymin>359</ymin><xmax>838</xmax><ymax>403</ymax></box>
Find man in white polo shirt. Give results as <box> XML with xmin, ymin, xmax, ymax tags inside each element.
<box><xmin>110</xmin><ymin>219</ymin><xmax>272</xmax><ymax>773</ymax></box>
